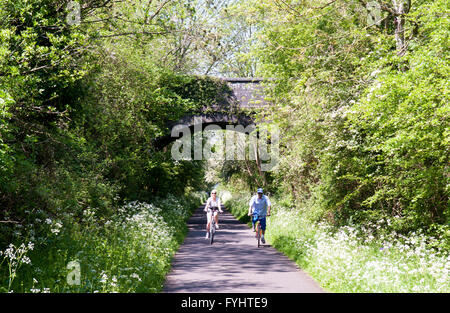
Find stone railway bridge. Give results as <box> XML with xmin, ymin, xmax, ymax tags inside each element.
<box><xmin>153</xmin><ymin>77</ymin><xmax>270</xmax><ymax>150</ymax></box>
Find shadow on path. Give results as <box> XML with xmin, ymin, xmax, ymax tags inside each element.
<box><xmin>163</xmin><ymin>205</ymin><xmax>324</xmax><ymax>293</ymax></box>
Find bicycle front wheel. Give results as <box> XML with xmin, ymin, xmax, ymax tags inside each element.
<box><xmin>210</xmin><ymin>224</ymin><xmax>215</xmax><ymax>245</ymax></box>
<box><xmin>257</xmin><ymin>223</ymin><xmax>261</xmax><ymax>248</ymax></box>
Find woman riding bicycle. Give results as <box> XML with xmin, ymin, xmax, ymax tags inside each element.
<box><xmin>204</xmin><ymin>189</ymin><xmax>223</xmax><ymax>239</ymax></box>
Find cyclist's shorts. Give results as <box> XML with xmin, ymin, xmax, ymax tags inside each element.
<box><xmin>207</xmin><ymin>207</ymin><xmax>219</xmax><ymax>214</ymax></box>
<box><xmin>252</xmin><ymin>215</ymin><xmax>266</xmax><ymax>231</ymax></box>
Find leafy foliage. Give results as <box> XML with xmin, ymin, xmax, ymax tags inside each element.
<box><xmin>0</xmin><ymin>193</ymin><xmax>204</xmax><ymax>293</ymax></box>
<box><xmin>0</xmin><ymin>0</ymin><xmax>228</xmax><ymax>244</ymax></box>
<box><xmin>224</xmin><ymin>0</ymin><xmax>449</xmax><ymax>234</ymax></box>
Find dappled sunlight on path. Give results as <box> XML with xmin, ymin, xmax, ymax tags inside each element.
<box><xmin>163</xmin><ymin>205</ymin><xmax>324</xmax><ymax>293</ymax></box>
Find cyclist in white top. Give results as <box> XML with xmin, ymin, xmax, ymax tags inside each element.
<box><xmin>204</xmin><ymin>189</ymin><xmax>223</xmax><ymax>239</ymax></box>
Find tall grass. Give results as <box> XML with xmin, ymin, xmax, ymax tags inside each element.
<box><xmin>224</xmin><ymin>193</ymin><xmax>450</xmax><ymax>293</ymax></box>
<box><xmin>0</xmin><ymin>192</ymin><xmax>205</xmax><ymax>293</ymax></box>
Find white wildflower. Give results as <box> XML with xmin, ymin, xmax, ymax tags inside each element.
<box><xmin>131</xmin><ymin>273</ymin><xmax>142</xmax><ymax>282</ymax></box>
<box><xmin>22</xmin><ymin>256</ymin><xmax>31</xmax><ymax>265</ymax></box>
<box><xmin>100</xmin><ymin>272</ymin><xmax>108</xmax><ymax>284</ymax></box>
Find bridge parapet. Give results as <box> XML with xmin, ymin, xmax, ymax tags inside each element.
<box><xmin>223</xmin><ymin>78</ymin><xmax>270</xmax><ymax>109</ymax></box>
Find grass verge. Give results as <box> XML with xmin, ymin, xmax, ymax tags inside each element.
<box><xmin>0</xmin><ymin>192</ymin><xmax>205</xmax><ymax>293</ymax></box>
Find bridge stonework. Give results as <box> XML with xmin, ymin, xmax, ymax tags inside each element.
<box><xmin>153</xmin><ymin>77</ymin><xmax>269</xmax><ymax>150</ymax></box>
<box><xmin>224</xmin><ymin>77</ymin><xmax>268</xmax><ymax>109</ymax></box>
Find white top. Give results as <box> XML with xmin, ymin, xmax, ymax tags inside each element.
<box><xmin>205</xmin><ymin>197</ymin><xmax>221</xmax><ymax>211</ymax></box>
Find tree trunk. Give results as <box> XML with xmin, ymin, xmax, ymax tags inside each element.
<box><xmin>253</xmin><ymin>138</ymin><xmax>267</xmax><ymax>188</ymax></box>
<box><xmin>392</xmin><ymin>0</ymin><xmax>411</xmax><ymax>56</ymax></box>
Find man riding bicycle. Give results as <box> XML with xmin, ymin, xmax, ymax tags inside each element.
<box><xmin>248</xmin><ymin>188</ymin><xmax>271</xmax><ymax>244</ymax></box>
<box><xmin>204</xmin><ymin>189</ymin><xmax>223</xmax><ymax>239</ymax></box>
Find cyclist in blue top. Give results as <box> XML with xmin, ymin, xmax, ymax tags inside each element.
<box><xmin>248</xmin><ymin>188</ymin><xmax>271</xmax><ymax>244</ymax></box>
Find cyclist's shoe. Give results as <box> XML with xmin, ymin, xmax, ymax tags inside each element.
<box><xmin>216</xmin><ymin>224</ymin><xmax>219</xmax><ymax>230</ymax></box>
<box><xmin>205</xmin><ymin>232</ymin><xmax>210</xmax><ymax>239</ymax></box>
<box><xmin>261</xmin><ymin>236</ymin><xmax>266</xmax><ymax>244</ymax></box>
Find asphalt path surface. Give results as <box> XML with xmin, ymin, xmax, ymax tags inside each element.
<box><xmin>163</xmin><ymin>204</ymin><xmax>324</xmax><ymax>293</ymax></box>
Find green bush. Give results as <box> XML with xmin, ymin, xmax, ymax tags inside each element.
<box><xmin>222</xmin><ymin>190</ymin><xmax>252</xmax><ymax>224</ymax></box>
<box><xmin>0</xmin><ymin>193</ymin><xmax>202</xmax><ymax>293</ymax></box>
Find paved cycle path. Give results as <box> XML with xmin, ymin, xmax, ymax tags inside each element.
<box><xmin>163</xmin><ymin>205</ymin><xmax>324</xmax><ymax>293</ymax></box>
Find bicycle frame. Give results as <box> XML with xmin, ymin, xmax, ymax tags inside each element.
<box><xmin>208</xmin><ymin>208</ymin><xmax>219</xmax><ymax>245</ymax></box>
<box><xmin>253</xmin><ymin>214</ymin><xmax>263</xmax><ymax>248</ymax></box>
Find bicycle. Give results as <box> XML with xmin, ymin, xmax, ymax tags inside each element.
<box><xmin>208</xmin><ymin>208</ymin><xmax>219</xmax><ymax>245</ymax></box>
<box><xmin>253</xmin><ymin>214</ymin><xmax>265</xmax><ymax>248</ymax></box>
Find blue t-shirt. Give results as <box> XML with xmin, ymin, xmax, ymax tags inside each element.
<box><xmin>249</xmin><ymin>195</ymin><xmax>271</xmax><ymax>217</ymax></box>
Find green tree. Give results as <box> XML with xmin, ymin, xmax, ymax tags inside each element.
<box><xmin>225</xmin><ymin>0</ymin><xmax>449</xmax><ymax>232</ymax></box>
